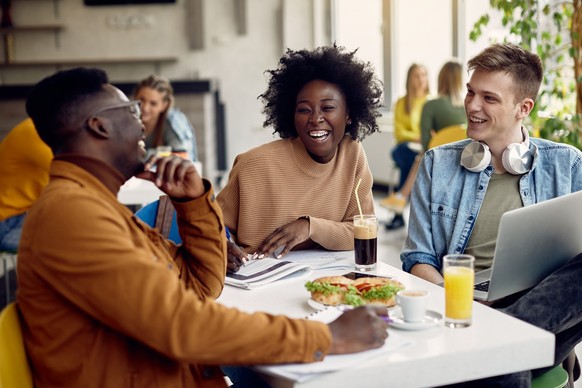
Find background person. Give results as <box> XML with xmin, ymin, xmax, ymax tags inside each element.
<box><xmin>0</xmin><ymin>118</ymin><xmax>52</xmax><ymax>252</ymax></box>
<box><xmin>0</xmin><ymin>117</ymin><xmax>52</xmax><ymax>307</ymax></box>
<box><xmin>380</xmin><ymin>63</ymin><xmax>428</xmax><ymax>230</ymax></box>
<box><xmin>217</xmin><ymin>44</ymin><xmax>383</xmax><ymax>264</ymax></box>
<box><xmin>402</xmin><ymin>43</ymin><xmax>582</xmax><ymax>386</ymax></box>
<box><xmin>381</xmin><ymin>60</ymin><xmax>466</xmax><ymax>221</ymax></box>
<box><xmin>419</xmin><ymin>60</ymin><xmax>466</xmax><ymax>151</ymax></box>
<box><xmin>134</xmin><ymin>74</ymin><xmax>198</xmax><ymax>160</ymax></box>
<box><xmin>17</xmin><ymin>67</ymin><xmax>390</xmax><ymax>387</ymax></box>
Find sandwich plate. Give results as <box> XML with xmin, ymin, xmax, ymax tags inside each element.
<box><xmin>307</xmin><ymin>298</ymin><xmax>350</xmax><ymax>311</ymax></box>
<box><xmin>306</xmin><ymin>298</ymin><xmax>399</xmax><ymax>311</ymax></box>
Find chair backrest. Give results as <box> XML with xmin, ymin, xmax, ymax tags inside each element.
<box><xmin>135</xmin><ymin>195</ymin><xmax>182</xmax><ymax>244</ymax></box>
<box><xmin>0</xmin><ymin>303</ymin><xmax>33</xmax><ymax>388</ymax></box>
<box><xmin>428</xmin><ymin>125</ymin><xmax>467</xmax><ymax>150</ymax></box>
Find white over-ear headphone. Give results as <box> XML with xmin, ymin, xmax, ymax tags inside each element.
<box><xmin>460</xmin><ymin>127</ymin><xmax>533</xmax><ymax>175</ymax></box>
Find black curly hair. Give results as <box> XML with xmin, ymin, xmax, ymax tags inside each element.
<box><xmin>259</xmin><ymin>44</ymin><xmax>383</xmax><ymax>141</ymax></box>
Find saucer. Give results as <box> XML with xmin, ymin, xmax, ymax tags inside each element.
<box><xmin>388</xmin><ymin>309</ymin><xmax>442</xmax><ymax>331</ymax></box>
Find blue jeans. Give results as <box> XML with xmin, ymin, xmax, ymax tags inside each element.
<box><xmin>0</xmin><ymin>212</ymin><xmax>26</xmax><ymax>252</ymax></box>
<box><xmin>500</xmin><ymin>252</ymin><xmax>582</xmax><ymax>372</ymax></box>
<box><xmin>391</xmin><ymin>142</ymin><xmax>419</xmax><ymax>190</ymax></box>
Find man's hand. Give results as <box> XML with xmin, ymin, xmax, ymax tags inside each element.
<box><xmin>327</xmin><ymin>306</ymin><xmax>389</xmax><ymax>354</ymax></box>
<box><xmin>255</xmin><ymin>218</ymin><xmax>310</xmax><ymax>259</ymax></box>
<box><xmin>135</xmin><ymin>155</ymin><xmax>204</xmax><ymax>200</ymax></box>
<box><xmin>226</xmin><ymin>241</ymin><xmax>248</xmax><ymax>273</ymax></box>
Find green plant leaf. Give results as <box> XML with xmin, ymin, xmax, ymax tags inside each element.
<box><xmin>470</xmin><ymin>0</ymin><xmax>581</xmax><ymax>149</ymax></box>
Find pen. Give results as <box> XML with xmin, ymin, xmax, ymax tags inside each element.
<box><xmin>225</xmin><ymin>227</ymin><xmax>246</xmax><ymax>267</ymax></box>
<box><xmin>225</xmin><ymin>226</ymin><xmax>233</xmax><ymax>242</ymax></box>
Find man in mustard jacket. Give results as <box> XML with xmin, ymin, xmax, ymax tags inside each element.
<box><xmin>16</xmin><ymin>67</ymin><xmax>390</xmax><ymax>387</ymax></box>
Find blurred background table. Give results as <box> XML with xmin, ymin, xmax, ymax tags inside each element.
<box><xmin>117</xmin><ymin>161</ymin><xmax>202</xmax><ymax>208</ymax></box>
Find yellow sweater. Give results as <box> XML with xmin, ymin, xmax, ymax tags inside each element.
<box><xmin>0</xmin><ymin>118</ymin><xmax>53</xmax><ymax>221</ymax></box>
<box><xmin>217</xmin><ymin>136</ymin><xmax>375</xmax><ymax>252</ymax></box>
<box><xmin>393</xmin><ymin>96</ymin><xmax>427</xmax><ymax>144</ymax></box>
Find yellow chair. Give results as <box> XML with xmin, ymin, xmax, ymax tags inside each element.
<box><xmin>0</xmin><ymin>302</ymin><xmax>33</xmax><ymax>388</ymax></box>
<box><xmin>427</xmin><ymin>124</ymin><xmax>467</xmax><ymax>150</ymax></box>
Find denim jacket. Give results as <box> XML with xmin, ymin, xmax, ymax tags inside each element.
<box><xmin>401</xmin><ymin>137</ymin><xmax>582</xmax><ymax>273</ymax></box>
<box><xmin>166</xmin><ymin>108</ymin><xmax>198</xmax><ymax>161</ymax></box>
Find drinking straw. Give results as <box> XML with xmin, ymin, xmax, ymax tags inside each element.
<box><xmin>354</xmin><ymin>178</ymin><xmax>364</xmax><ymax>217</ymax></box>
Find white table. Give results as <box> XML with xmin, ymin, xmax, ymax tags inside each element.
<box><xmin>117</xmin><ymin>161</ymin><xmax>203</xmax><ymax>207</ymax></box>
<box><xmin>217</xmin><ymin>255</ymin><xmax>555</xmax><ymax>388</ymax></box>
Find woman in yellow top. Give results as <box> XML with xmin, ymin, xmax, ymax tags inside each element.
<box><xmin>382</xmin><ymin>63</ymin><xmax>428</xmax><ymax>229</ymax></box>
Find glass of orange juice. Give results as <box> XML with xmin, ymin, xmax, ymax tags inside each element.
<box><xmin>443</xmin><ymin>254</ymin><xmax>475</xmax><ymax>328</ymax></box>
<box><xmin>156</xmin><ymin>146</ymin><xmax>172</xmax><ymax>157</ymax></box>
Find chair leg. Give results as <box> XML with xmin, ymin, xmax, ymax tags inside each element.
<box><xmin>563</xmin><ymin>349</ymin><xmax>580</xmax><ymax>387</ymax></box>
<box><xmin>1</xmin><ymin>253</ymin><xmax>17</xmax><ymax>308</ymax></box>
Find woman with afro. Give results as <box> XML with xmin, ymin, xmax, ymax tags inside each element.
<box><xmin>217</xmin><ymin>44</ymin><xmax>383</xmax><ymax>268</ymax></box>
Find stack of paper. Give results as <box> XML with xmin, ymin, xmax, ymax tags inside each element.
<box><xmin>255</xmin><ymin>306</ymin><xmax>414</xmax><ymax>382</ymax></box>
<box><xmin>225</xmin><ymin>250</ymin><xmax>356</xmax><ymax>289</ymax></box>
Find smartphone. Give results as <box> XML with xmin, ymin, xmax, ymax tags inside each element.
<box><xmin>342</xmin><ymin>272</ymin><xmax>392</xmax><ymax>280</ymax></box>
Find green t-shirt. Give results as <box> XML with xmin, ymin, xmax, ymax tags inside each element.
<box><xmin>420</xmin><ymin>97</ymin><xmax>466</xmax><ymax>150</ymax></box>
<box><xmin>465</xmin><ymin>172</ymin><xmax>523</xmax><ymax>271</ymax></box>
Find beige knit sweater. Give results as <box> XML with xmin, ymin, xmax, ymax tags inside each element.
<box><xmin>217</xmin><ymin>136</ymin><xmax>375</xmax><ymax>252</ymax></box>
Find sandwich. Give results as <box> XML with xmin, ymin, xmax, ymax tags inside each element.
<box><xmin>353</xmin><ymin>277</ymin><xmax>405</xmax><ymax>307</ymax></box>
<box><xmin>304</xmin><ymin>275</ymin><xmax>358</xmax><ymax>306</ymax></box>
<box><xmin>304</xmin><ymin>275</ymin><xmax>405</xmax><ymax>307</ymax></box>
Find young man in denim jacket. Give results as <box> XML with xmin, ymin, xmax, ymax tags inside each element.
<box><xmin>402</xmin><ymin>43</ymin><xmax>582</xmax><ymax>386</ymax></box>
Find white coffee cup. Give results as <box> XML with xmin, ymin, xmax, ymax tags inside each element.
<box><xmin>396</xmin><ymin>289</ymin><xmax>429</xmax><ymax>323</ymax></box>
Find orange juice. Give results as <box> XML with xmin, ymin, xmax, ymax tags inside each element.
<box><xmin>156</xmin><ymin>146</ymin><xmax>172</xmax><ymax>157</ymax></box>
<box><xmin>444</xmin><ymin>266</ymin><xmax>474</xmax><ymax>320</ymax></box>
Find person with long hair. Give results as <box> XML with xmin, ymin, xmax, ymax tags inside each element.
<box><xmin>381</xmin><ymin>61</ymin><xmax>466</xmax><ymax>225</ymax></box>
<box><xmin>133</xmin><ymin>75</ymin><xmax>198</xmax><ymax>160</ymax></box>
<box><xmin>420</xmin><ymin>60</ymin><xmax>466</xmax><ymax>150</ymax></box>
<box><xmin>380</xmin><ymin>63</ymin><xmax>428</xmax><ymax>229</ymax></box>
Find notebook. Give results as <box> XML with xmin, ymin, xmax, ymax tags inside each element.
<box><xmin>473</xmin><ymin>190</ymin><xmax>582</xmax><ymax>301</ymax></box>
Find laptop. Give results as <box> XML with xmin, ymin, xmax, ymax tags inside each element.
<box><xmin>473</xmin><ymin>190</ymin><xmax>582</xmax><ymax>301</ymax></box>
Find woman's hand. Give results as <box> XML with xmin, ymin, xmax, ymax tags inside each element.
<box><xmin>135</xmin><ymin>155</ymin><xmax>204</xmax><ymax>200</ymax></box>
<box><xmin>227</xmin><ymin>240</ymin><xmax>248</xmax><ymax>273</ymax></box>
<box><xmin>255</xmin><ymin>218</ymin><xmax>310</xmax><ymax>259</ymax></box>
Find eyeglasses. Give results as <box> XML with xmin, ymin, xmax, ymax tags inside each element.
<box><xmin>85</xmin><ymin>100</ymin><xmax>141</xmax><ymax>123</ymax></box>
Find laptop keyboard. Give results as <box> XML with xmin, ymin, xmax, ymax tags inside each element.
<box><xmin>474</xmin><ymin>281</ymin><xmax>490</xmax><ymax>292</ymax></box>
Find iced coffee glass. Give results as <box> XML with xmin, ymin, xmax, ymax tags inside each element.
<box><xmin>353</xmin><ymin>215</ymin><xmax>378</xmax><ymax>271</ymax></box>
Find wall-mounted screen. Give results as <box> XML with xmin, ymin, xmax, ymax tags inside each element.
<box><xmin>85</xmin><ymin>0</ymin><xmax>176</xmax><ymax>5</ymax></box>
